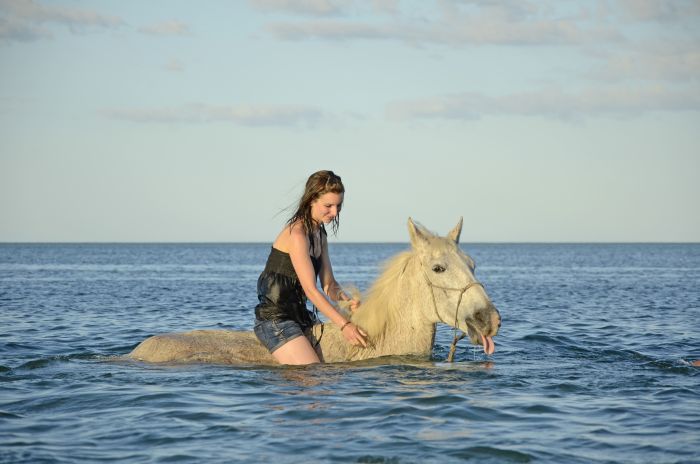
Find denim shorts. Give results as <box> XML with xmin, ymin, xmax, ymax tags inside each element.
<box><xmin>254</xmin><ymin>318</ymin><xmax>306</xmax><ymax>354</ymax></box>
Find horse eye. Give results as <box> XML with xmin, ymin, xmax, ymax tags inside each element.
<box><xmin>432</xmin><ymin>264</ymin><xmax>446</xmax><ymax>273</ymax></box>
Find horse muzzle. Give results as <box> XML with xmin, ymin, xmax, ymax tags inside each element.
<box><xmin>465</xmin><ymin>304</ymin><xmax>501</xmax><ymax>355</ymax></box>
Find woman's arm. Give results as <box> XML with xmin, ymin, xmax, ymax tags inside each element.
<box><xmin>319</xmin><ymin>233</ymin><xmax>360</xmax><ymax>310</ymax></box>
<box><xmin>287</xmin><ymin>225</ymin><xmax>366</xmax><ymax>346</ymax></box>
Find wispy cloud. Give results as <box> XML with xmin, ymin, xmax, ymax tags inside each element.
<box><xmin>615</xmin><ymin>0</ymin><xmax>700</xmax><ymax>22</ymax></box>
<box><xmin>163</xmin><ymin>58</ymin><xmax>185</xmax><ymax>73</ymax></box>
<box><xmin>265</xmin><ymin>16</ymin><xmax>617</xmax><ymax>46</ymax></box>
<box><xmin>0</xmin><ymin>0</ymin><xmax>123</xmax><ymax>42</ymax></box>
<box><xmin>0</xmin><ymin>15</ymin><xmax>49</xmax><ymax>41</ymax></box>
<box><xmin>257</xmin><ymin>0</ymin><xmax>623</xmax><ymax>46</ymax></box>
<box><xmin>268</xmin><ymin>20</ymin><xmax>392</xmax><ymax>42</ymax></box>
<box><xmin>591</xmin><ymin>41</ymin><xmax>700</xmax><ymax>83</ymax></box>
<box><xmin>387</xmin><ymin>86</ymin><xmax>700</xmax><ymax>121</ymax></box>
<box><xmin>139</xmin><ymin>20</ymin><xmax>190</xmax><ymax>37</ymax></box>
<box><xmin>248</xmin><ymin>0</ymin><xmax>346</xmax><ymax>17</ymax></box>
<box><xmin>257</xmin><ymin>0</ymin><xmax>699</xmax><ymax>118</ymax></box>
<box><xmin>249</xmin><ymin>0</ymin><xmax>401</xmax><ymax>16</ymax></box>
<box><xmin>256</xmin><ymin>0</ymin><xmax>700</xmax><ymax>48</ymax></box>
<box><xmin>101</xmin><ymin>103</ymin><xmax>326</xmax><ymax>127</ymax></box>
<box><xmin>371</xmin><ymin>0</ymin><xmax>399</xmax><ymax>15</ymax></box>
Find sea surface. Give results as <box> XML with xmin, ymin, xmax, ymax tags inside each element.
<box><xmin>1</xmin><ymin>242</ymin><xmax>699</xmax><ymax>463</ymax></box>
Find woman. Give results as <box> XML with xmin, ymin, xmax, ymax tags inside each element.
<box><xmin>253</xmin><ymin>170</ymin><xmax>367</xmax><ymax>365</ymax></box>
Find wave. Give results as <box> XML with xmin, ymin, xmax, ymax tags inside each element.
<box><xmin>9</xmin><ymin>352</ymin><xmax>104</xmax><ymax>371</ymax></box>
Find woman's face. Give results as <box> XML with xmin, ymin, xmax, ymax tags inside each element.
<box><xmin>311</xmin><ymin>192</ymin><xmax>343</xmax><ymax>225</ymax></box>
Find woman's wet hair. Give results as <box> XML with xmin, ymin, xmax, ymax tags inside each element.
<box><xmin>287</xmin><ymin>170</ymin><xmax>344</xmax><ymax>238</ymax></box>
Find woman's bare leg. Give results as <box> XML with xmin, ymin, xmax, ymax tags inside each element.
<box><xmin>272</xmin><ymin>336</ymin><xmax>320</xmax><ymax>365</ymax></box>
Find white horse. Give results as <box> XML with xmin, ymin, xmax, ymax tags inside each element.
<box><xmin>128</xmin><ymin>218</ymin><xmax>501</xmax><ymax>365</ymax></box>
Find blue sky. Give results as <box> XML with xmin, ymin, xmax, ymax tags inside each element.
<box><xmin>1</xmin><ymin>0</ymin><xmax>699</xmax><ymax>242</ymax></box>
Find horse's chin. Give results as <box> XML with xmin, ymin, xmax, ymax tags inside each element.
<box><xmin>465</xmin><ymin>324</ymin><xmax>496</xmax><ymax>355</ymax></box>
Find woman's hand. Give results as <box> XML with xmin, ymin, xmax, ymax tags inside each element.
<box><xmin>341</xmin><ymin>321</ymin><xmax>367</xmax><ymax>348</ymax></box>
<box><xmin>348</xmin><ymin>298</ymin><xmax>361</xmax><ymax>312</ymax></box>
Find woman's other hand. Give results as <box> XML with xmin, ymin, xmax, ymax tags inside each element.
<box><xmin>341</xmin><ymin>322</ymin><xmax>367</xmax><ymax>348</ymax></box>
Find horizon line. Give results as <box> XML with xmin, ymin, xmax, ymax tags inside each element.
<box><xmin>1</xmin><ymin>241</ymin><xmax>699</xmax><ymax>245</ymax></box>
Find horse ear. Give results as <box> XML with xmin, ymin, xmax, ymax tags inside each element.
<box><xmin>447</xmin><ymin>217</ymin><xmax>463</xmax><ymax>244</ymax></box>
<box><xmin>407</xmin><ymin>217</ymin><xmax>429</xmax><ymax>251</ymax></box>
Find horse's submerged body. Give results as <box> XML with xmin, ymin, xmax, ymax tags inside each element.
<box><xmin>128</xmin><ymin>218</ymin><xmax>501</xmax><ymax>365</ymax></box>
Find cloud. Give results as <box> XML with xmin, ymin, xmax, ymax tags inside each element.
<box><xmin>248</xmin><ymin>0</ymin><xmax>346</xmax><ymax>16</ymax></box>
<box><xmin>0</xmin><ymin>15</ymin><xmax>49</xmax><ymax>41</ymax></box>
<box><xmin>268</xmin><ymin>20</ymin><xmax>391</xmax><ymax>41</ymax></box>
<box><xmin>0</xmin><ymin>0</ymin><xmax>123</xmax><ymax>28</ymax></box>
<box><xmin>436</xmin><ymin>0</ymin><xmax>543</xmax><ymax>21</ymax></box>
<box><xmin>262</xmin><ymin>1</ymin><xmax>621</xmax><ymax>46</ymax></box>
<box><xmin>615</xmin><ymin>0</ymin><xmax>700</xmax><ymax>22</ymax></box>
<box><xmin>592</xmin><ymin>43</ymin><xmax>700</xmax><ymax>82</ymax></box>
<box><xmin>248</xmin><ymin>0</ymin><xmax>400</xmax><ymax>17</ymax></box>
<box><xmin>371</xmin><ymin>0</ymin><xmax>399</xmax><ymax>15</ymax></box>
<box><xmin>256</xmin><ymin>0</ymin><xmax>699</xmax><ymax>47</ymax></box>
<box><xmin>163</xmin><ymin>58</ymin><xmax>185</xmax><ymax>72</ymax></box>
<box><xmin>0</xmin><ymin>0</ymin><xmax>123</xmax><ymax>42</ymax></box>
<box><xmin>266</xmin><ymin>17</ymin><xmax>607</xmax><ymax>46</ymax></box>
<box><xmin>387</xmin><ymin>86</ymin><xmax>700</xmax><ymax>121</ymax></box>
<box><xmin>101</xmin><ymin>103</ymin><xmax>326</xmax><ymax>127</ymax></box>
<box><xmin>139</xmin><ymin>20</ymin><xmax>190</xmax><ymax>36</ymax></box>
<box><xmin>249</xmin><ymin>0</ymin><xmax>401</xmax><ymax>16</ymax></box>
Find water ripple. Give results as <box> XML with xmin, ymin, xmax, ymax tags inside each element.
<box><xmin>1</xmin><ymin>243</ymin><xmax>698</xmax><ymax>463</ymax></box>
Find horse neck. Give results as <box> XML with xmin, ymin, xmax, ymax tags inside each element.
<box><xmin>351</xmin><ymin>252</ymin><xmax>436</xmax><ymax>358</ymax></box>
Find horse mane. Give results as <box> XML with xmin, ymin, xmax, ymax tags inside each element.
<box><xmin>351</xmin><ymin>250</ymin><xmax>415</xmax><ymax>340</ymax></box>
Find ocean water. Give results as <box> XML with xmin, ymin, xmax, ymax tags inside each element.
<box><xmin>1</xmin><ymin>242</ymin><xmax>698</xmax><ymax>463</ymax></box>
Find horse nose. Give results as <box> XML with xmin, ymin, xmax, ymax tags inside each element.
<box><xmin>478</xmin><ymin>304</ymin><xmax>501</xmax><ymax>335</ymax></box>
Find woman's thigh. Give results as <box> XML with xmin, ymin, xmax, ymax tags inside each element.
<box><xmin>272</xmin><ymin>336</ymin><xmax>320</xmax><ymax>365</ymax></box>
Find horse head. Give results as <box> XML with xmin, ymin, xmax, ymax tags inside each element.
<box><xmin>408</xmin><ymin>218</ymin><xmax>501</xmax><ymax>354</ymax></box>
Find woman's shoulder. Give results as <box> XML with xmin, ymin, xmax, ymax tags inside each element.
<box><xmin>287</xmin><ymin>221</ymin><xmax>308</xmax><ymax>238</ymax></box>
<box><xmin>273</xmin><ymin>222</ymin><xmax>308</xmax><ymax>252</ymax></box>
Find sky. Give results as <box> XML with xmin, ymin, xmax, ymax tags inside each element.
<box><xmin>1</xmin><ymin>0</ymin><xmax>699</xmax><ymax>243</ymax></box>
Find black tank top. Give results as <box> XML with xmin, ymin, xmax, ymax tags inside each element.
<box><xmin>254</xmin><ymin>230</ymin><xmax>323</xmax><ymax>329</ymax></box>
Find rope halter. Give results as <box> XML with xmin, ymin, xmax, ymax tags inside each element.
<box><xmin>423</xmin><ymin>271</ymin><xmax>484</xmax><ymax>327</ymax></box>
<box><xmin>421</xmin><ymin>265</ymin><xmax>484</xmax><ymax>361</ymax></box>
